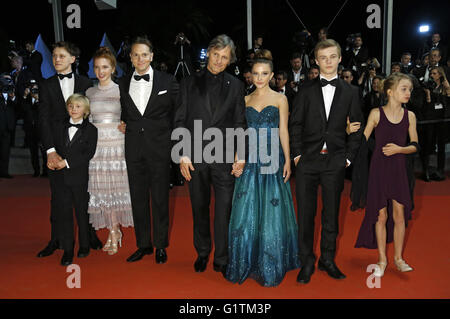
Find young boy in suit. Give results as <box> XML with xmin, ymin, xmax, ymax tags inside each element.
<box><xmin>51</xmin><ymin>93</ymin><xmax>98</xmax><ymax>266</ymax></box>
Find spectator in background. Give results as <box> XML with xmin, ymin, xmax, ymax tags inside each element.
<box><xmin>400</xmin><ymin>52</ymin><xmax>413</xmax><ymax>74</ymax></box>
<box><xmin>428</xmin><ymin>48</ymin><xmax>450</xmax><ymax>79</ymax></box>
<box><xmin>24</xmin><ymin>40</ymin><xmax>43</xmax><ymax>82</ymax></box>
<box><xmin>242</xmin><ymin>68</ymin><xmax>255</xmax><ymax>95</ymax></box>
<box><xmin>318</xmin><ymin>27</ymin><xmax>328</xmax><ymax>42</ymax></box>
<box><xmin>358</xmin><ymin>65</ymin><xmax>377</xmax><ymax>97</ymax></box>
<box><xmin>287</xmin><ymin>52</ymin><xmax>307</xmax><ymax>93</ymax></box>
<box><xmin>22</xmin><ymin>79</ymin><xmax>46</xmax><ymax>177</ymax></box>
<box><xmin>275</xmin><ymin>70</ymin><xmax>295</xmax><ymax>112</ymax></box>
<box><xmin>343</xmin><ymin>34</ymin><xmax>369</xmax><ymax>77</ymax></box>
<box><xmin>0</xmin><ymin>74</ymin><xmax>16</xmax><ymax>179</ymax></box>
<box><xmin>391</xmin><ymin>62</ymin><xmax>401</xmax><ymax>74</ymax></box>
<box><xmin>252</xmin><ymin>35</ymin><xmax>264</xmax><ymax>54</ymax></box>
<box><xmin>421</xmin><ymin>66</ymin><xmax>450</xmax><ymax>181</ymax></box>
<box><xmin>362</xmin><ymin>75</ymin><xmax>385</xmax><ymax>120</ymax></box>
<box><xmin>307</xmin><ymin>65</ymin><xmax>320</xmax><ymax>81</ymax></box>
<box><xmin>428</xmin><ymin>33</ymin><xmax>447</xmax><ymax>64</ymax></box>
<box><xmin>341</xmin><ymin>68</ymin><xmax>355</xmax><ymax>85</ymax></box>
<box><xmin>411</xmin><ymin>52</ymin><xmax>430</xmax><ymax>84</ymax></box>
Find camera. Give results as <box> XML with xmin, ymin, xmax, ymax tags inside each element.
<box><xmin>1</xmin><ymin>84</ymin><xmax>15</xmax><ymax>95</ymax></box>
<box><xmin>175</xmin><ymin>32</ymin><xmax>189</xmax><ymax>45</ymax></box>
<box><xmin>423</xmin><ymin>80</ymin><xmax>437</xmax><ymax>90</ymax></box>
<box><xmin>31</xmin><ymin>88</ymin><xmax>39</xmax><ymax>95</ymax></box>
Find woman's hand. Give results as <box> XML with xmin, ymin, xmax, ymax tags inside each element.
<box><xmin>382</xmin><ymin>143</ymin><xmax>402</xmax><ymax>156</ymax></box>
<box><xmin>346</xmin><ymin>116</ymin><xmax>361</xmax><ymax>135</ymax></box>
<box><xmin>283</xmin><ymin>162</ymin><xmax>291</xmax><ymax>183</ymax></box>
<box><xmin>117</xmin><ymin>121</ymin><xmax>126</xmax><ymax>134</ymax></box>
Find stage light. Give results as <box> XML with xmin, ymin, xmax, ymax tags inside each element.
<box><xmin>419</xmin><ymin>25</ymin><xmax>430</xmax><ymax>33</ymax></box>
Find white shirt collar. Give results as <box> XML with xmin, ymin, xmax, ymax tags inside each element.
<box><xmin>69</xmin><ymin>118</ymin><xmax>83</xmax><ymax>125</ymax></box>
<box><xmin>320</xmin><ymin>74</ymin><xmax>338</xmax><ymax>81</ymax></box>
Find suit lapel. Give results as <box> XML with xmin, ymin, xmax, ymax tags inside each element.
<box><xmin>315</xmin><ymin>79</ymin><xmax>327</xmax><ymax>124</ymax></box>
<box><xmin>327</xmin><ymin>79</ymin><xmax>343</xmax><ymax>126</ymax></box>
<box><xmin>51</xmin><ymin>75</ymin><xmax>66</xmax><ymax>107</ymax></box>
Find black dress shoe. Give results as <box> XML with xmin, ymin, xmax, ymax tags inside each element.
<box><xmin>318</xmin><ymin>259</ymin><xmax>346</xmax><ymax>280</ymax></box>
<box><xmin>155</xmin><ymin>248</ymin><xmax>167</xmax><ymax>264</ymax></box>
<box><xmin>213</xmin><ymin>263</ymin><xmax>227</xmax><ymax>277</ymax></box>
<box><xmin>37</xmin><ymin>241</ymin><xmax>59</xmax><ymax>257</ymax></box>
<box><xmin>296</xmin><ymin>264</ymin><xmax>315</xmax><ymax>284</ymax></box>
<box><xmin>430</xmin><ymin>171</ymin><xmax>445</xmax><ymax>181</ymax></box>
<box><xmin>194</xmin><ymin>256</ymin><xmax>208</xmax><ymax>272</ymax></box>
<box><xmin>61</xmin><ymin>251</ymin><xmax>74</xmax><ymax>266</ymax></box>
<box><xmin>77</xmin><ymin>247</ymin><xmax>90</xmax><ymax>258</ymax></box>
<box><xmin>126</xmin><ymin>248</ymin><xmax>153</xmax><ymax>262</ymax></box>
<box><xmin>89</xmin><ymin>233</ymin><xmax>103</xmax><ymax>250</ymax></box>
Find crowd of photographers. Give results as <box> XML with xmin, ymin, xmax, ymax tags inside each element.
<box><xmin>1</xmin><ymin>30</ymin><xmax>449</xmax><ymax>181</ymax></box>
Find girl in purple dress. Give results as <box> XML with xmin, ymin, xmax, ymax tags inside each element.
<box><xmin>355</xmin><ymin>73</ymin><xmax>419</xmax><ymax>277</ymax></box>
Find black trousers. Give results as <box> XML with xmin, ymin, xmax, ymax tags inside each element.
<box><xmin>0</xmin><ymin>130</ymin><xmax>11</xmax><ymax>175</ymax></box>
<box><xmin>420</xmin><ymin>122</ymin><xmax>447</xmax><ymax>172</ymax></box>
<box><xmin>126</xmin><ymin>137</ymin><xmax>170</xmax><ymax>250</ymax></box>
<box><xmin>49</xmin><ymin>171</ymin><xmax>90</xmax><ymax>251</ymax></box>
<box><xmin>188</xmin><ymin>163</ymin><xmax>235</xmax><ymax>266</ymax></box>
<box><xmin>295</xmin><ymin>154</ymin><xmax>345</xmax><ymax>267</ymax></box>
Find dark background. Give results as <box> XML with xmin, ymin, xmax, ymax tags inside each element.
<box><xmin>0</xmin><ymin>0</ymin><xmax>448</xmax><ymax>75</ymax></box>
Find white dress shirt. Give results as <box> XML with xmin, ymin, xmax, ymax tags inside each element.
<box><xmin>58</xmin><ymin>72</ymin><xmax>75</xmax><ymax>103</ymax></box>
<box><xmin>129</xmin><ymin>66</ymin><xmax>153</xmax><ymax>115</ymax></box>
<box><xmin>320</xmin><ymin>74</ymin><xmax>338</xmax><ymax>151</ymax></box>
<box><xmin>64</xmin><ymin>118</ymin><xmax>83</xmax><ymax>168</ymax></box>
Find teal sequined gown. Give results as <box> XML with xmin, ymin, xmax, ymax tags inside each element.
<box><xmin>226</xmin><ymin>106</ymin><xmax>300</xmax><ymax>287</ymax></box>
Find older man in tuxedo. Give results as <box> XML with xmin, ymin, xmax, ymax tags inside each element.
<box><xmin>174</xmin><ymin>34</ymin><xmax>247</xmax><ymax>276</ymax></box>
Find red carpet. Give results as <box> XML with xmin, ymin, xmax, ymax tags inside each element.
<box><xmin>1</xmin><ymin>174</ymin><xmax>449</xmax><ymax>299</ymax></box>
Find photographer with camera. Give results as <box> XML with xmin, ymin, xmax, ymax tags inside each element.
<box><xmin>358</xmin><ymin>59</ymin><xmax>379</xmax><ymax>97</ymax></box>
<box><xmin>420</xmin><ymin>66</ymin><xmax>450</xmax><ymax>181</ymax></box>
<box><xmin>287</xmin><ymin>52</ymin><xmax>307</xmax><ymax>93</ymax></box>
<box><xmin>22</xmin><ymin>79</ymin><xmax>46</xmax><ymax>177</ymax></box>
<box><xmin>343</xmin><ymin>33</ymin><xmax>369</xmax><ymax>77</ymax></box>
<box><xmin>0</xmin><ymin>74</ymin><xmax>17</xmax><ymax>179</ymax></box>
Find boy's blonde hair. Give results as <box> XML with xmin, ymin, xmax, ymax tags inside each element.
<box><xmin>66</xmin><ymin>93</ymin><xmax>90</xmax><ymax>119</ymax></box>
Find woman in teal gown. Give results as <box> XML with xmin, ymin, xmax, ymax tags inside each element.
<box><xmin>226</xmin><ymin>50</ymin><xmax>300</xmax><ymax>287</ymax></box>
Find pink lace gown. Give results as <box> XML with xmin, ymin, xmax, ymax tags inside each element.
<box><xmin>86</xmin><ymin>82</ymin><xmax>133</xmax><ymax>230</ymax></box>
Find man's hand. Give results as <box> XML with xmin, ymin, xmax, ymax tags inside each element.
<box><xmin>179</xmin><ymin>156</ymin><xmax>194</xmax><ymax>181</ymax></box>
<box><xmin>47</xmin><ymin>152</ymin><xmax>62</xmax><ymax>170</ymax></box>
<box><xmin>54</xmin><ymin>160</ymin><xmax>67</xmax><ymax>170</ymax></box>
<box><xmin>117</xmin><ymin>121</ymin><xmax>126</xmax><ymax>134</ymax></box>
<box><xmin>231</xmin><ymin>160</ymin><xmax>245</xmax><ymax>178</ymax></box>
<box><xmin>346</xmin><ymin>116</ymin><xmax>361</xmax><ymax>135</ymax></box>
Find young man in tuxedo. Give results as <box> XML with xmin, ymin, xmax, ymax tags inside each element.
<box><xmin>37</xmin><ymin>41</ymin><xmax>102</xmax><ymax>259</ymax></box>
<box><xmin>290</xmin><ymin>39</ymin><xmax>363</xmax><ymax>284</ymax></box>
<box><xmin>118</xmin><ymin>36</ymin><xmax>179</xmax><ymax>264</ymax></box>
<box><xmin>174</xmin><ymin>34</ymin><xmax>247</xmax><ymax>276</ymax></box>
<box><xmin>52</xmin><ymin>94</ymin><xmax>98</xmax><ymax>265</ymax></box>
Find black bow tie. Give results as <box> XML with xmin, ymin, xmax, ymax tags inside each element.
<box><xmin>320</xmin><ymin>78</ymin><xmax>338</xmax><ymax>87</ymax></box>
<box><xmin>65</xmin><ymin>122</ymin><xmax>82</xmax><ymax>129</ymax></box>
<box><xmin>134</xmin><ymin>74</ymin><xmax>150</xmax><ymax>82</ymax></box>
<box><xmin>58</xmin><ymin>72</ymin><xmax>73</xmax><ymax>80</ymax></box>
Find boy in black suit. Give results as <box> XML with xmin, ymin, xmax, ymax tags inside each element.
<box><xmin>51</xmin><ymin>94</ymin><xmax>97</xmax><ymax>266</ymax></box>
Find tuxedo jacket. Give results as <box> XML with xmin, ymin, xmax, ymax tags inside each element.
<box><xmin>24</xmin><ymin>51</ymin><xmax>43</xmax><ymax>81</ymax></box>
<box><xmin>0</xmin><ymin>95</ymin><xmax>15</xmax><ymax>132</ymax></box>
<box><xmin>119</xmin><ymin>69</ymin><xmax>179</xmax><ymax>163</ymax></box>
<box><xmin>38</xmin><ymin>74</ymin><xmax>92</xmax><ymax>152</ymax></box>
<box><xmin>53</xmin><ymin>120</ymin><xmax>98</xmax><ymax>186</ymax></box>
<box><xmin>344</xmin><ymin>47</ymin><xmax>369</xmax><ymax>71</ymax></box>
<box><xmin>289</xmin><ymin>77</ymin><xmax>363</xmax><ymax>164</ymax></box>
<box><xmin>287</xmin><ymin>68</ymin><xmax>307</xmax><ymax>87</ymax></box>
<box><xmin>173</xmin><ymin>69</ymin><xmax>247</xmax><ymax>166</ymax></box>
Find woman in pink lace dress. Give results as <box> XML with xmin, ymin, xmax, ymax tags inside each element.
<box><xmin>86</xmin><ymin>47</ymin><xmax>133</xmax><ymax>255</ymax></box>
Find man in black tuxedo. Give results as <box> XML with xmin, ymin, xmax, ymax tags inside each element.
<box><xmin>343</xmin><ymin>34</ymin><xmax>369</xmax><ymax>77</ymax></box>
<box><xmin>242</xmin><ymin>68</ymin><xmax>255</xmax><ymax>96</ymax></box>
<box><xmin>24</xmin><ymin>40</ymin><xmax>43</xmax><ymax>82</ymax></box>
<box><xmin>290</xmin><ymin>39</ymin><xmax>363</xmax><ymax>284</ymax></box>
<box><xmin>287</xmin><ymin>52</ymin><xmax>307</xmax><ymax>93</ymax></box>
<box><xmin>174</xmin><ymin>34</ymin><xmax>247</xmax><ymax>275</ymax></box>
<box><xmin>37</xmin><ymin>41</ymin><xmax>101</xmax><ymax>259</ymax></box>
<box><xmin>0</xmin><ymin>75</ymin><xmax>16</xmax><ymax>179</ymax></box>
<box><xmin>118</xmin><ymin>36</ymin><xmax>179</xmax><ymax>264</ymax></box>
